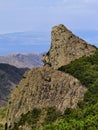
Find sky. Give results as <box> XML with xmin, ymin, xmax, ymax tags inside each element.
<box><xmin>0</xmin><ymin>0</ymin><xmax>98</xmax><ymax>55</ymax></box>
<box><xmin>0</xmin><ymin>0</ymin><xmax>98</xmax><ymax>33</ymax></box>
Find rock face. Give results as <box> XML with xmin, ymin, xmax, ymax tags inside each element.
<box><xmin>6</xmin><ymin>24</ymin><xmax>96</xmax><ymax>129</ymax></box>
<box><xmin>43</xmin><ymin>24</ymin><xmax>96</xmax><ymax>69</ymax></box>
<box><xmin>6</xmin><ymin>67</ymin><xmax>87</xmax><ymax>129</ymax></box>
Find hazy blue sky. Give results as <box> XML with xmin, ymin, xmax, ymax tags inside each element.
<box><xmin>0</xmin><ymin>0</ymin><xmax>98</xmax><ymax>34</ymax></box>
<box><xmin>0</xmin><ymin>0</ymin><xmax>98</xmax><ymax>55</ymax></box>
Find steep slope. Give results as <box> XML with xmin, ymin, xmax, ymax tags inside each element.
<box><xmin>0</xmin><ymin>53</ymin><xmax>43</xmax><ymax>107</ymax></box>
<box><xmin>0</xmin><ymin>63</ymin><xmax>28</xmax><ymax>107</ymax></box>
<box><xmin>0</xmin><ymin>53</ymin><xmax>43</xmax><ymax>69</ymax></box>
<box><xmin>6</xmin><ymin>66</ymin><xmax>87</xmax><ymax>129</ymax></box>
<box><xmin>43</xmin><ymin>24</ymin><xmax>96</xmax><ymax>69</ymax></box>
<box><xmin>5</xmin><ymin>24</ymin><xmax>97</xmax><ymax>130</ymax></box>
<box><xmin>6</xmin><ymin>50</ymin><xmax>98</xmax><ymax>130</ymax></box>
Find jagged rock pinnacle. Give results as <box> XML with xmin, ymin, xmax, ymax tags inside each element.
<box><xmin>43</xmin><ymin>24</ymin><xmax>96</xmax><ymax>69</ymax></box>
<box><xmin>6</xmin><ymin>24</ymin><xmax>96</xmax><ymax>130</ymax></box>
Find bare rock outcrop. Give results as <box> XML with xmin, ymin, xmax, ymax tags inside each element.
<box><xmin>6</xmin><ymin>24</ymin><xmax>96</xmax><ymax>129</ymax></box>
<box><xmin>6</xmin><ymin>66</ymin><xmax>87</xmax><ymax>129</ymax></box>
<box><xmin>43</xmin><ymin>24</ymin><xmax>96</xmax><ymax>69</ymax></box>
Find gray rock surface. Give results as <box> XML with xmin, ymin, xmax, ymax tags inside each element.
<box><xmin>43</xmin><ymin>24</ymin><xmax>96</xmax><ymax>69</ymax></box>
<box><xmin>6</xmin><ymin>24</ymin><xmax>96</xmax><ymax>129</ymax></box>
<box><xmin>6</xmin><ymin>67</ymin><xmax>87</xmax><ymax>128</ymax></box>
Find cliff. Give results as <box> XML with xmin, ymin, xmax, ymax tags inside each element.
<box><xmin>5</xmin><ymin>24</ymin><xmax>96</xmax><ymax>130</ymax></box>
<box><xmin>43</xmin><ymin>24</ymin><xmax>96</xmax><ymax>69</ymax></box>
<box><xmin>6</xmin><ymin>66</ymin><xmax>87</xmax><ymax>129</ymax></box>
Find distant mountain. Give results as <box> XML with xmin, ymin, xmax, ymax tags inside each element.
<box><xmin>0</xmin><ymin>63</ymin><xmax>28</xmax><ymax>107</ymax></box>
<box><xmin>0</xmin><ymin>30</ymin><xmax>97</xmax><ymax>56</ymax></box>
<box><xmin>0</xmin><ymin>31</ymin><xmax>50</xmax><ymax>55</ymax></box>
<box><xmin>0</xmin><ymin>53</ymin><xmax>43</xmax><ymax>68</ymax></box>
<box><xmin>0</xmin><ymin>53</ymin><xmax>43</xmax><ymax>107</ymax></box>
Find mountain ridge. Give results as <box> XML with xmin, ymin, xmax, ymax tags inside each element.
<box><xmin>43</xmin><ymin>24</ymin><xmax>96</xmax><ymax>69</ymax></box>
<box><xmin>5</xmin><ymin>24</ymin><xmax>97</xmax><ymax>130</ymax></box>
<box><xmin>0</xmin><ymin>31</ymin><xmax>50</xmax><ymax>55</ymax></box>
<box><xmin>0</xmin><ymin>53</ymin><xmax>43</xmax><ymax>68</ymax></box>
<box><xmin>0</xmin><ymin>63</ymin><xmax>28</xmax><ymax>108</ymax></box>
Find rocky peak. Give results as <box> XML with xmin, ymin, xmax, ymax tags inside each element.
<box><xmin>43</xmin><ymin>24</ymin><xmax>96</xmax><ymax>69</ymax></box>
<box><xmin>6</xmin><ymin>24</ymin><xmax>96</xmax><ymax>130</ymax></box>
<box><xmin>6</xmin><ymin>66</ymin><xmax>87</xmax><ymax>129</ymax></box>
<box><xmin>52</xmin><ymin>24</ymin><xmax>72</xmax><ymax>39</ymax></box>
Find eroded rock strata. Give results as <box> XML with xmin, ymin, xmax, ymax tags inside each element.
<box><xmin>43</xmin><ymin>24</ymin><xmax>96</xmax><ymax>69</ymax></box>
<box><xmin>6</xmin><ymin>25</ymin><xmax>96</xmax><ymax>129</ymax></box>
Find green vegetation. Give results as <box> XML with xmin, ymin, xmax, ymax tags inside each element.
<box><xmin>44</xmin><ymin>107</ymin><xmax>62</xmax><ymax>125</ymax></box>
<box><xmin>0</xmin><ymin>106</ymin><xmax>8</xmax><ymax>130</ymax></box>
<box><xmin>11</xmin><ymin>107</ymin><xmax>61</xmax><ymax>130</ymax></box>
<box><xmin>9</xmin><ymin>49</ymin><xmax>98</xmax><ymax>130</ymax></box>
<box><xmin>57</xmin><ymin>49</ymin><xmax>98</xmax><ymax>129</ymax></box>
<box><xmin>43</xmin><ymin>104</ymin><xmax>98</xmax><ymax>130</ymax></box>
<box><xmin>11</xmin><ymin>108</ymin><xmax>41</xmax><ymax>130</ymax></box>
<box><xmin>0</xmin><ymin>124</ymin><xmax>3</xmax><ymax>130</ymax></box>
<box><xmin>58</xmin><ymin>49</ymin><xmax>98</xmax><ymax>106</ymax></box>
